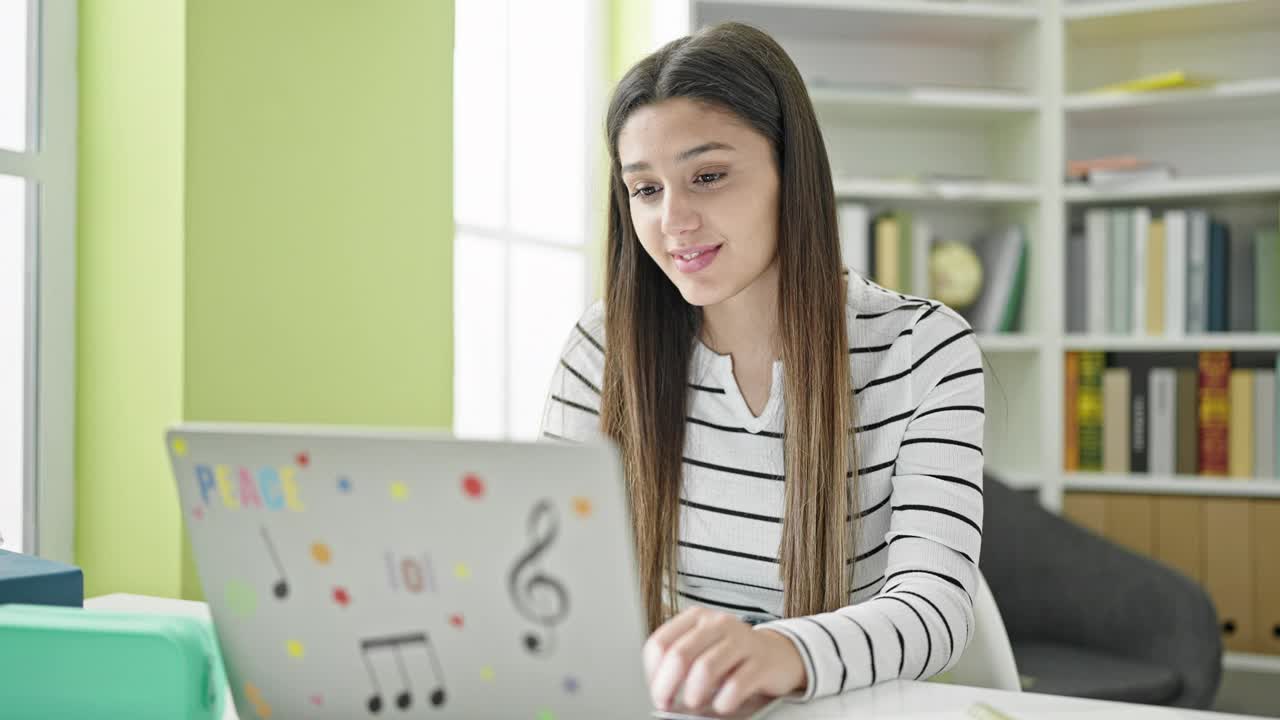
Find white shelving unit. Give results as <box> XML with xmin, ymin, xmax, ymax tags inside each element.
<box><xmin>681</xmin><ymin>0</ymin><xmax>1280</xmax><ymax>674</ymax></box>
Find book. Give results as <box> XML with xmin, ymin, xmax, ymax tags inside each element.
<box><xmin>1065</xmin><ymin>352</ymin><xmax>1080</xmax><ymax>472</ymax></box>
<box><xmin>1086</xmin><ymin>209</ymin><xmax>1110</xmax><ymax>334</ymax></box>
<box><xmin>1255</xmin><ymin>371</ymin><xmax>1275</xmax><ymax>479</ymax></box>
<box><xmin>1103</xmin><ymin>368</ymin><xmax>1132</xmax><ymax>474</ymax></box>
<box><xmin>837</xmin><ymin>203</ymin><xmax>870</xmax><ymax>276</ymax></box>
<box><xmin>1066</xmin><ymin>155</ymin><xmax>1142</xmax><ymax>180</ymax></box>
<box><xmin>1208</xmin><ymin>220</ymin><xmax>1230</xmax><ymax>333</ymax></box>
<box><xmin>1199</xmin><ymin>351</ymin><xmax>1231</xmax><ymax>476</ymax></box>
<box><xmin>1228</xmin><ymin>370</ymin><xmax>1254</xmax><ymax>479</ymax></box>
<box><xmin>1109</xmin><ymin>209</ymin><xmax>1132</xmax><ymax>335</ymax></box>
<box><xmin>1090</xmin><ymin>70</ymin><xmax>1212</xmax><ymax>95</ymax></box>
<box><xmin>1149</xmin><ymin>368</ymin><xmax>1178</xmax><ymax>476</ymax></box>
<box><xmin>1132</xmin><ymin>207</ymin><xmax>1149</xmax><ymax>335</ymax></box>
<box><xmin>966</xmin><ymin>225</ymin><xmax>1027</xmax><ymax>333</ymax></box>
<box><xmin>1176</xmin><ymin>368</ymin><xmax>1199</xmax><ymax>475</ymax></box>
<box><xmin>1228</xmin><ymin>226</ymin><xmax>1254</xmax><ymax>332</ymax></box>
<box><xmin>874</xmin><ymin>214</ymin><xmax>902</xmax><ymax>292</ymax></box>
<box><xmin>1257</xmin><ymin>229</ymin><xmax>1280</xmax><ymax>333</ymax></box>
<box><xmin>1088</xmin><ymin>165</ymin><xmax>1175</xmax><ymax>186</ymax></box>
<box><xmin>1066</xmin><ymin>231</ymin><xmax>1087</xmax><ymax>333</ymax></box>
<box><xmin>912</xmin><ymin>218</ymin><xmax>933</xmax><ymax>297</ymax></box>
<box><xmin>1109</xmin><ymin>353</ymin><xmax>1167</xmax><ymax>474</ymax></box>
<box><xmin>1163</xmin><ymin>210</ymin><xmax>1187</xmax><ymax>338</ymax></box>
<box><xmin>1078</xmin><ymin>351</ymin><xmax>1106</xmax><ymax>472</ymax></box>
<box><xmin>1186</xmin><ymin>210</ymin><xmax>1209</xmax><ymax>334</ymax></box>
<box><xmin>1146</xmin><ymin>218</ymin><xmax>1165</xmax><ymax>336</ymax></box>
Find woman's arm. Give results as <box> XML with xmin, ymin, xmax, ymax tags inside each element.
<box><xmin>538</xmin><ymin>302</ymin><xmax>608</xmax><ymax>444</ymax></box>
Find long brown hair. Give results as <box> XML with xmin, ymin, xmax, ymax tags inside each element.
<box><xmin>601</xmin><ymin>22</ymin><xmax>856</xmax><ymax>630</ymax></box>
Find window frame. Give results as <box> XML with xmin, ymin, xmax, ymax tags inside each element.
<box><xmin>452</xmin><ymin>0</ymin><xmax>606</xmax><ymax>440</ymax></box>
<box><xmin>0</xmin><ymin>0</ymin><xmax>77</xmax><ymax>560</ymax></box>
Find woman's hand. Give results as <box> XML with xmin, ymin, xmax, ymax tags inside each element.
<box><xmin>643</xmin><ymin>606</ymin><xmax>807</xmax><ymax>714</ymax></box>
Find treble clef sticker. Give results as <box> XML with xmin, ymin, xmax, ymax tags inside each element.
<box><xmin>507</xmin><ymin>499</ymin><xmax>570</xmax><ymax>655</ymax></box>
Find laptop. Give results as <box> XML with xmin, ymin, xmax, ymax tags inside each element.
<box><xmin>168</xmin><ymin>423</ymin><xmax>783</xmax><ymax>719</ymax></box>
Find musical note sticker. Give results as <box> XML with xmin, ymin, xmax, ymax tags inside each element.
<box><xmin>507</xmin><ymin>500</ymin><xmax>570</xmax><ymax>655</ymax></box>
<box><xmin>260</xmin><ymin>526</ymin><xmax>289</xmax><ymax>599</ymax></box>
<box><xmin>385</xmin><ymin>551</ymin><xmax>436</xmax><ymax>594</ymax></box>
<box><xmin>359</xmin><ymin>632</ymin><xmax>448</xmax><ymax>713</ymax></box>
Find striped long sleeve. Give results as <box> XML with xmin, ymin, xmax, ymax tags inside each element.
<box><xmin>539</xmin><ymin>275</ymin><xmax>985</xmax><ymax>702</ymax></box>
<box><xmin>756</xmin><ymin>301</ymin><xmax>984</xmax><ymax>699</ymax></box>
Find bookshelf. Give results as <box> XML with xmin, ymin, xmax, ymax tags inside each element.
<box><xmin>681</xmin><ymin>0</ymin><xmax>1280</xmax><ymax>672</ymax></box>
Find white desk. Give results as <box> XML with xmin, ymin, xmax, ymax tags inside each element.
<box><xmin>86</xmin><ymin>593</ymin><xmax>1263</xmax><ymax>720</ymax></box>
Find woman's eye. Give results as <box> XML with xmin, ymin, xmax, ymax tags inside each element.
<box><xmin>631</xmin><ymin>185</ymin><xmax>659</xmax><ymax>199</ymax></box>
<box><xmin>695</xmin><ymin>172</ymin><xmax>724</xmax><ymax>185</ymax></box>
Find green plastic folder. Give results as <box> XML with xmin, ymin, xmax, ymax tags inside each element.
<box><xmin>0</xmin><ymin>604</ymin><xmax>226</xmax><ymax>720</ymax></box>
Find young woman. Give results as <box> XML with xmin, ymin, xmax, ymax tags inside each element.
<box><xmin>541</xmin><ymin>22</ymin><xmax>985</xmax><ymax>716</ymax></box>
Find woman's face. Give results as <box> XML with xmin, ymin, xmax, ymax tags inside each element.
<box><xmin>617</xmin><ymin>98</ymin><xmax>780</xmax><ymax>308</ymax></box>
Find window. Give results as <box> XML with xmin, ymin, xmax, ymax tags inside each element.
<box><xmin>0</xmin><ymin>0</ymin><xmax>76</xmax><ymax>558</ymax></box>
<box><xmin>452</xmin><ymin>0</ymin><xmax>604</xmax><ymax>440</ymax></box>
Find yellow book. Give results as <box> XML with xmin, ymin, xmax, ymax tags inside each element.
<box><xmin>1228</xmin><ymin>370</ymin><xmax>1254</xmax><ymax>479</ymax></box>
<box><xmin>1146</xmin><ymin>219</ymin><xmax>1165</xmax><ymax>335</ymax></box>
<box><xmin>1093</xmin><ymin>70</ymin><xmax>1211</xmax><ymax>95</ymax></box>
<box><xmin>875</xmin><ymin>215</ymin><xmax>902</xmax><ymax>292</ymax></box>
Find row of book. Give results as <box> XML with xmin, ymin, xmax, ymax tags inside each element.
<box><xmin>1063</xmin><ymin>493</ymin><xmax>1280</xmax><ymax>655</ymax></box>
<box><xmin>837</xmin><ymin>203</ymin><xmax>1029</xmax><ymax>333</ymax></box>
<box><xmin>1064</xmin><ymin>351</ymin><xmax>1279</xmax><ymax>478</ymax></box>
<box><xmin>1066</xmin><ymin>207</ymin><xmax>1280</xmax><ymax>335</ymax></box>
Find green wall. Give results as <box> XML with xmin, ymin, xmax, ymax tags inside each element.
<box><xmin>77</xmin><ymin>0</ymin><xmax>454</xmax><ymax>600</ymax></box>
<box><xmin>611</xmin><ymin>0</ymin><xmax>652</xmax><ymax>82</ymax></box>
<box><xmin>76</xmin><ymin>0</ymin><xmax>187</xmax><ymax>598</ymax></box>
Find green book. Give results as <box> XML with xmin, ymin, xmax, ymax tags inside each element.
<box><xmin>1109</xmin><ymin>209</ymin><xmax>1132</xmax><ymax>334</ymax></box>
<box><xmin>1078</xmin><ymin>351</ymin><xmax>1106</xmax><ymax>471</ymax></box>
<box><xmin>998</xmin><ymin>230</ymin><xmax>1029</xmax><ymax>333</ymax></box>
<box><xmin>1256</xmin><ymin>229</ymin><xmax>1280</xmax><ymax>333</ymax></box>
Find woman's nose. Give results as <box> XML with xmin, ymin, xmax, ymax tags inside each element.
<box><xmin>660</xmin><ymin>190</ymin><xmax>701</xmax><ymax>237</ymax></box>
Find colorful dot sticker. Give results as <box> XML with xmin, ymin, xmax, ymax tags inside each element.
<box><xmin>453</xmin><ymin>563</ymin><xmax>471</xmax><ymax>580</ymax></box>
<box><xmin>480</xmin><ymin>666</ymin><xmax>495</xmax><ymax>682</ymax></box>
<box><xmin>295</xmin><ymin>452</ymin><xmax>310</xmax><ymax>468</ymax></box>
<box><xmin>191</xmin><ymin>506</ymin><xmax>205</xmax><ymax>521</ymax></box>
<box><xmin>337</xmin><ymin>476</ymin><xmax>352</xmax><ymax>493</ymax></box>
<box><xmin>287</xmin><ymin>640</ymin><xmax>305</xmax><ymax>659</ymax></box>
<box><xmin>171</xmin><ymin>438</ymin><xmax>188</xmax><ymax>456</ymax></box>
<box><xmin>536</xmin><ymin>710</ymin><xmax>556</xmax><ymax>720</ymax></box>
<box><xmin>310</xmin><ymin>542</ymin><xmax>332</xmax><ymax>565</ymax></box>
<box><xmin>309</xmin><ymin>693</ymin><xmax>324</xmax><ymax>707</ymax></box>
<box><xmin>449</xmin><ymin>613</ymin><xmax>464</xmax><ymax>629</ymax></box>
<box><xmin>390</xmin><ymin>481</ymin><xmax>410</xmax><ymax>501</ymax></box>
<box><xmin>224</xmin><ymin>580</ymin><xmax>258</xmax><ymax>618</ymax></box>
<box><xmin>564</xmin><ymin>676</ymin><xmax>579</xmax><ymax>694</ymax></box>
<box><xmin>333</xmin><ymin>586</ymin><xmax>351</xmax><ymax>607</ymax></box>
<box><xmin>571</xmin><ymin>497</ymin><xmax>592</xmax><ymax>518</ymax></box>
<box><xmin>244</xmin><ymin>682</ymin><xmax>272</xmax><ymax>719</ymax></box>
<box><xmin>462</xmin><ymin>473</ymin><xmax>485</xmax><ymax>499</ymax></box>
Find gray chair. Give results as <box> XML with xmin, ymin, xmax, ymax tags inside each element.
<box><xmin>979</xmin><ymin>474</ymin><xmax>1222</xmax><ymax>709</ymax></box>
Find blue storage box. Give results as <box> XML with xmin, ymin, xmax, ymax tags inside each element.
<box><xmin>0</xmin><ymin>548</ymin><xmax>83</xmax><ymax>607</ymax></box>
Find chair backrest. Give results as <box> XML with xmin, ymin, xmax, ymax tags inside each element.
<box><xmin>936</xmin><ymin>570</ymin><xmax>1021</xmax><ymax>692</ymax></box>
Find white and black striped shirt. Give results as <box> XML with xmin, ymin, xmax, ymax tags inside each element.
<box><xmin>539</xmin><ymin>273</ymin><xmax>985</xmax><ymax>701</ymax></box>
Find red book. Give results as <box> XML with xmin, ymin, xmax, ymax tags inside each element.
<box><xmin>1198</xmin><ymin>351</ymin><xmax>1231</xmax><ymax>476</ymax></box>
